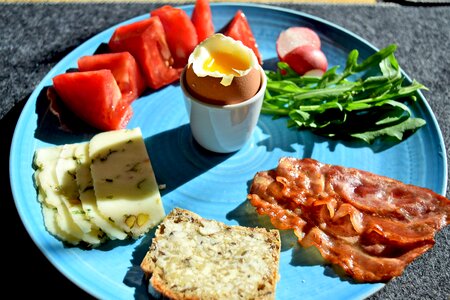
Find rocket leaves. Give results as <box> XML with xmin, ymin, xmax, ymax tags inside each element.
<box><xmin>262</xmin><ymin>44</ymin><xmax>427</xmax><ymax>144</ymax></box>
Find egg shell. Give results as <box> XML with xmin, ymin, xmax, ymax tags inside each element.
<box><xmin>185</xmin><ymin>64</ymin><xmax>261</xmax><ymax>106</ymax></box>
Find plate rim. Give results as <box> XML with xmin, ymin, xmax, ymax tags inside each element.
<box><xmin>9</xmin><ymin>2</ymin><xmax>448</xmax><ymax>299</ymax></box>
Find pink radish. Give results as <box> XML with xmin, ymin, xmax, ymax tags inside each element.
<box><xmin>282</xmin><ymin>45</ymin><xmax>328</xmax><ymax>75</ymax></box>
<box><xmin>276</xmin><ymin>27</ymin><xmax>321</xmax><ymax>60</ymax></box>
<box><xmin>304</xmin><ymin>69</ymin><xmax>325</xmax><ymax>77</ymax></box>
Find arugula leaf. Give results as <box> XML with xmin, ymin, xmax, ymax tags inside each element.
<box><xmin>351</xmin><ymin>118</ymin><xmax>426</xmax><ymax>143</ymax></box>
<box><xmin>262</xmin><ymin>44</ymin><xmax>427</xmax><ymax>144</ymax></box>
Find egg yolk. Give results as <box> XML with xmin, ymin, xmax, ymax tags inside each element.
<box><xmin>202</xmin><ymin>51</ymin><xmax>250</xmax><ymax>76</ymax></box>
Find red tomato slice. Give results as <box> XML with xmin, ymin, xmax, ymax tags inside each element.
<box><xmin>223</xmin><ymin>10</ymin><xmax>262</xmax><ymax>65</ymax></box>
<box><xmin>151</xmin><ymin>5</ymin><xmax>198</xmax><ymax>68</ymax></box>
<box><xmin>78</xmin><ymin>52</ymin><xmax>146</xmax><ymax>105</ymax></box>
<box><xmin>191</xmin><ymin>0</ymin><xmax>215</xmax><ymax>43</ymax></box>
<box><xmin>52</xmin><ymin>70</ymin><xmax>132</xmax><ymax>131</ymax></box>
<box><xmin>108</xmin><ymin>16</ymin><xmax>180</xmax><ymax>90</ymax></box>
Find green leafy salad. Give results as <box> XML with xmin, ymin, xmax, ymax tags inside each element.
<box><xmin>262</xmin><ymin>44</ymin><xmax>427</xmax><ymax>143</ymax></box>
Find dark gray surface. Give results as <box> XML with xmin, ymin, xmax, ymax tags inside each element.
<box><xmin>2</xmin><ymin>2</ymin><xmax>449</xmax><ymax>299</ymax></box>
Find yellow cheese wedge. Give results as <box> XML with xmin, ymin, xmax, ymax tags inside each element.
<box><xmin>89</xmin><ymin>128</ymin><xmax>165</xmax><ymax>238</ymax></box>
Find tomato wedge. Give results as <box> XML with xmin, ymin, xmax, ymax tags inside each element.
<box><xmin>151</xmin><ymin>5</ymin><xmax>198</xmax><ymax>68</ymax></box>
<box><xmin>78</xmin><ymin>52</ymin><xmax>146</xmax><ymax>105</ymax></box>
<box><xmin>191</xmin><ymin>0</ymin><xmax>215</xmax><ymax>43</ymax></box>
<box><xmin>52</xmin><ymin>70</ymin><xmax>132</xmax><ymax>131</ymax></box>
<box><xmin>108</xmin><ymin>16</ymin><xmax>180</xmax><ymax>90</ymax></box>
<box><xmin>223</xmin><ymin>10</ymin><xmax>262</xmax><ymax>65</ymax></box>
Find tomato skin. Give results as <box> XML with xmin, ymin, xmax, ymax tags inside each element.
<box><xmin>223</xmin><ymin>10</ymin><xmax>262</xmax><ymax>65</ymax></box>
<box><xmin>77</xmin><ymin>52</ymin><xmax>146</xmax><ymax>105</ymax></box>
<box><xmin>191</xmin><ymin>0</ymin><xmax>215</xmax><ymax>43</ymax></box>
<box><xmin>151</xmin><ymin>5</ymin><xmax>198</xmax><ymax>68</ymax></box>
<box><xmin>282</xmin><ymin>45</ymin><xmax>328</xmax><ymax>75</ymax></box>
<box><xmin>52</xmin><ymin>70</ymin><xmax>132</xmax><ymax>131</ymax></box>
<box><xmin>108</xmin><ymin>16</ymin><xmax>180</xmax><ymax>90</ymax></box>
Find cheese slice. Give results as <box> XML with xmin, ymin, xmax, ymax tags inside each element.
<box><xmin>55</xmin><ymin>143</ymin><xmax>105</xmax><ymax>246</ymax></box>
<box><xmin>89</xmin><ymin>128</ymin><xmax>165</xmax><ymax>238</ymax></box>
<box><xmin>33</xmin><ymin>146</ymin><xmax>81</xmax><ymax>245</ymax></box>
<box><xmin>74</xmin><ymin>142</ymin><xmax>127</xmax><ymax>240</ymax></box>
<box><xmin>35</xmin><ymin>166</ymin><xmax>64</xmax><ymax>240</ymax></box>
<box><xmin>35</xmin><ymin>166</ymin><xmax>76</xmax><ymax>243</ymax></box>
<box><xmin>33</xmin><ymin>127</ymin><xmax>165</xmax><ymax>244</ymax></box>
<box><xmin>41</xmin><ymin>203</ymin><xmax>80</xmax><ymax>245</ymax></box>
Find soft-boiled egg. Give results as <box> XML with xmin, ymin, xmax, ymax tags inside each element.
<box><xmin>184</xmin><ymin>33</ymin><xmax>261</xmax><ymax>105</ymax></box>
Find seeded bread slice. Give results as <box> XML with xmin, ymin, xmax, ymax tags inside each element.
<box><xmin>140</xmin><ymin>208</ymin><xmax>281</xmax><ymax>300</ymax></box>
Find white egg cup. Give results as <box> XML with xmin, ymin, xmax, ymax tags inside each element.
<box><xmin>181</xmin><ymin>65</ymin><xmax>267</xmax><ymax>154</ymax></box>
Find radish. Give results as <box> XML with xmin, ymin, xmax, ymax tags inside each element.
<box><xmin>304</xmin><ymin>68</ymin><xmax>325</xmax><ymax>77</ymax></box>
<box><xmin>276</xmin><ymin>26</ymin><xmax>321</xmax><ymax>60</ymax></box>
<box><xmin>282</xmin><ymin>45</ymin><xmax>328</xmax><ymax>75</ymax></box>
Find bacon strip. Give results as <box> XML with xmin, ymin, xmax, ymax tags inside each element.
<box><xmin>248</xmin><ymin>157</ymin><xmax>450</xmax><ymax>282</ymax></box>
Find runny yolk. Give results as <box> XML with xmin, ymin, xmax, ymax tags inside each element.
<box><xmin>202</xmin><ymin>51</ymin><xmax>250</xmax><ymax>76</ymax></box>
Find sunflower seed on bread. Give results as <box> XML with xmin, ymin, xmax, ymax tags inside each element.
<box><xmin>140</xmin><ymin>208</ymin><xmax>281</xmax><ymax>300</ymax></box>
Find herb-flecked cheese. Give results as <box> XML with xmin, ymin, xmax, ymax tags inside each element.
<box><xmin>33</xmin><ymin>146</ymin><xmax>82</xmax><ymax>245</ymax></box>
<box><xmin>55</xmin><ymin>143</ymin><xmax>105</xmax><ymax>245</ymax></box>
<box><xmin>33</xmin><ymin>127</ymin><xmax>165</xmax><ymax>245</ymax></box>
<box><xmin>89</xmin><ymin>128</ymin><xmax>165</xmax><ymax>238</ymax></box>
<box><xmin>74</xmin><ymin>142</ymin><xmax>127</xmax><ymax>240</ymax></box>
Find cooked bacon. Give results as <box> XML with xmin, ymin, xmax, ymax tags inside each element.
<box><xmin>247</xmin><ymin>157</ymin><xmax>450</xmax><ymax>282</ymax></box>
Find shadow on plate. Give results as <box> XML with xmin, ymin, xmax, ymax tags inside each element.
<box><xmin>144</xmin><ymin>125</ymin><xmax>234</xmax><ymax>196</ymax></box>
<box><xmin>123</xmin><ymin>227</ymin><xmax>158</xmax><ymax>300</ymax></box>
<box><xmin>257</xmin><ymin>108</ymin><xmax>403</xmax><ymax>155</ymax></box>
<box><xmin>291</xmin><ymin>243</ymin><xmax>359</xmax><ymax>284</ymax></box>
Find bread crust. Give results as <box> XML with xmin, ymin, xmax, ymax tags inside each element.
<box><xmin>140</xmin><ymin>208</ymin><xmax>281</xmax><ymax>300</ymax></box>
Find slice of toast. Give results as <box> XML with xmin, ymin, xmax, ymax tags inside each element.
<box><xmin>141</xmin><ymin>208</ymin><xmax>281</xmax><ymax>300</ymax></box>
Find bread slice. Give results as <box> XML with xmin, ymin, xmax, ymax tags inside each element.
<box><xmin>141</xmin><ymin>208</ymin><xmax>281</xmax><ymax>300</ymax></box>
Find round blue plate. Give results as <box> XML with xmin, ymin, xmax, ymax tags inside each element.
<box><xmin>10</xmin><ymin>3</ymin><xmax>448</xmax><ymax>300</ymax></box>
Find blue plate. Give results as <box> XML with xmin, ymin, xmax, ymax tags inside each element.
<box><xmin>10</xmin><ymin>3</ymin><xmax>448</xmax><ymax>300</ymax></box>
